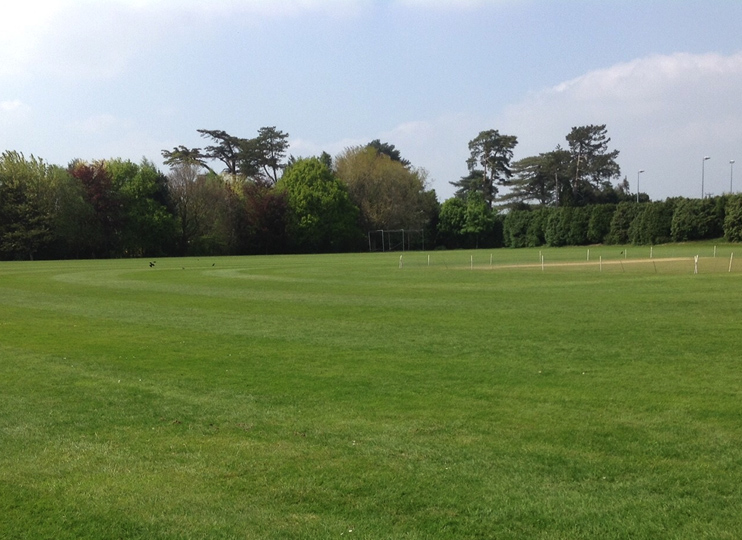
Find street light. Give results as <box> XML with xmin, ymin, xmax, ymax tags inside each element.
<box><xmin>702</xmin><ymin>156</ymin><xmax>711</xmax><ymax>198</ymax></box>
<box><xmin>731</xmin><ymin>160</ymin><xmax>736</xmax><ymax>193</ymax></box>
<box><xmin>637</xmin><ymin>170</ymin><xmax>644</xmax><ymax>203</ymax></box>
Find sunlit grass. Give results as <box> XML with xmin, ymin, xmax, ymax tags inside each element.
<box><xmin>1</xmin><ymin>245</ymin><xmax>741</xmax><ymax>538</ymax></box>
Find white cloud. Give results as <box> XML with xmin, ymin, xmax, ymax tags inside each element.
<box><xmin>0</xmin><ymin>100</ymin><xmax>29</xmax><ymax>113</ymax></box>
<box><xmin>499</xmin><ymin>52</ymin><xmax>742</xmax><ymax>199</ymax></box>
<box><xmin>0</xmin><ymin>100</ymin><xmax>32</xmax><ymax>134</ymax></box>
<box><xmin>168</xmin><ymin>0</ymin><xmax>372</xmax><ymax>18</ymax></box>
<box><xmin>393</xmin><ymin>0</ymin><xmax>509</xmax><ymax>9</ymax></box>
<box><xmin>69</xmin><ymin>114</ymin><xmax>130</xmax><ymax>135</ymax></box>
<box><xmin>0</xmin><ymin>0</ymin><xmax>370</xmax><ymax>81</ymax></box>
<box><xmin>0</xmin><ymin>2</ymin><xmax>67</xmax><ymax>77</ymax></box>
<box><xmin>0</xmin><ymin>1</ymin><xmax>148</xmax><ymax>80</ymax></box>
<box><xmin>352</xmin><ymin>52</ymin><xmax>742</xmax><ymax>201</ymax></box>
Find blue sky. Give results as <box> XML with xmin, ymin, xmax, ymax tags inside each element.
<box><xmin>2</xmin><ymin>0</ymin><xmax>742</xmax><ymax>201</ymax></box>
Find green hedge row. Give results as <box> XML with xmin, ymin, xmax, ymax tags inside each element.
<box><xmin>503</xmin><ymin>195</ymin><xmax>742</xmax><ymax>247</ymax></box>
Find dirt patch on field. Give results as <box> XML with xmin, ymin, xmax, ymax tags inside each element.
<box><xmin>487</xmin><ymin>257</ymin><xmax>692</xmax><ymax>270</ymax></box>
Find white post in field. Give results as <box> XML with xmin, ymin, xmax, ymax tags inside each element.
<box><xmin>650</xmin><ymin>246</ymin><xmax>653</xmax><ymax>259</ymax></box>
<box><xmin>729</xmin><ymin>253</ymin><xmax>734</xmax><ymax>273</ymax></box>
<box><xmin>541</xmin><ymin>255</ymin><xmax>544</xmax><ymax>272</ymax></box>
<box><xmin>399</xmin><ymin>255</ymin><xmax>403</xmax><ymax>269</ymax></box>
<box><xmin>694</xmin><ymin>255</ymin><xmax>699</xmax><ymax>275</ymax></box>
<box><xmin>714</xmin><ymin>245</ymin><xmax>717</xmax><ymax>258</ymax></box>
<box><xmin>470</xmin><ymin>255</ymin><xmax>473</xmax><ymax>270</ymax></box>
<box><xmin>427</xmin><ymin>254</ymin><xmax>430</xmax><ymax>266</ymax></box>
<box><xmin>587</xmin><ymin>249</ymin><xmax>590</xmax><ymax>261</ymax></box>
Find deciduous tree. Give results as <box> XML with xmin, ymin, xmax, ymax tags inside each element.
<box><xmin>237</xmin><ymin>181</ymin><xmax>289</xmax><ymax>254</ymax></box>
<box><xmin>69</xmin><ymin>159</ymin><xmax>124</xmax><ymax>257</ymax></box>
<box><xmin>0</xmin><ymin>151</ymin><xmax>55</xmax><ymax>259</ymax></box>
<box><xmin>108</xmin><ymin>159</ymin><xmax>176</xmax><ymax>257</ymax></box>
<box><xmin>277</xmin><ymin>157</ymin><xmax>361</xmax><ymax>252</ymax></box>
<box><xmin>437</xmin><ymin>197</ymin><xmax>467</xmax><ymax>248</ymax></box>
<box><xmin>335</xmin><ymin>146</ymin><xmax>436</xmax><ymax>232</ymax></box>
<box><xmin>437</xmin><ymin>193</ymin><xmax>500</xmax><ymax>249</ymax></box>
<box><xmin>167</xmin><ymin>163</ymin><xmax>201</xmax><ymax>254</ymax></box>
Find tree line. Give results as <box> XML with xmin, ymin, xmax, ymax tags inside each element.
<box><xmin>1</xmin><ymin>124</ymin><xmax>740</xmax><ymax>261</ymax></box>
<box><xmin>0</xmin><ymin>127</ymin><xmax>435</xmax><ymax>259</ymax></box>
<box><xmin>438</xmin><ymin>196</ymin><xmax>742</xmax><ymax>250</ymax></box>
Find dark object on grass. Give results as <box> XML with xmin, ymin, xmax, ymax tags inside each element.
<box><xmin>149</xmin><ymin>261</ymin><xmax>155</xmax><ymax>267</ymax></box>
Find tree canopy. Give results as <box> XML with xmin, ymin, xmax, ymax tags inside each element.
<box><xmin>566</xmin><ymin>124</ymin><xmax>621</xmax><ymax>204</ymax></box>
<box><xmin>507</xmin><ymin>149</ymin><xmax>571</xmax><ymax>207</ymax></box>
<box><xmin>197</xmin><ymin>129</ymin><xmax>243</xmax><ymax>176</ymax></box>
<box><xmin>503</xmin><ymin>125</ymin><xmax>624</xmax><ymax>208</ymax></box>
<box><xmin>367</xmin><ymin>139</ymin><xmax>411</xmax><ymax>168</ymax></box>
<box><xmin>335</xmin><ymin>145</ymin><xmax>435</xmax><ymax>232</ymax></box>
<box><xmin>0</xmin><ymin>152</ymin><xmax>56</xmax><ymax>260</ymax></box>
<box><xmin>167</xmin><ymin>127</ymin><xmax>291</xmax><ymax>184</ymax></box>
<box><xmin>161</xmin><ymin>146</ymin><xmax>215</xmax><ymax>174</ymax></box>
<box><xmin>452</xmin><ymin>129</ymin><xmax>518</xmax><ymax>208</ymax></box>
<box><xmin>277</xmin><ymin>157</ymin><xmax>361</xmax><ymax>252</ymax></box>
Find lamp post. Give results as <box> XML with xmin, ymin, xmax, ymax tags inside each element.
<box><xmin>731</xmin><ymin>160</ymin><xmax>736</xmax><ymax>193</ymax></box>
<box><xmin>636</xmin><ymin>170</ymin><xmax>644</xmax><ymax>203</ymax></box>
<box><xmin>702</xmin><ymin>156</ymin><xmax>711</xmax><ymax>199</ymax></box>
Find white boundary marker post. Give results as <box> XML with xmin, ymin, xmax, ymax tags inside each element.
<box><xmin>694</xmin><ymin>255</ymin><xmax>699</xmax><ymax>274</ymax></box>
<box><xmin>650</xmin><ymin>246</ymin><xmax>653</xmax><ymax>259</ymax></box>
<box><xmin>730</xmin><ymin>253</ymin><xmax>734</xmax><ymax>273</ymax></box>
<box><xmin>490</xmin><ymin>253</ymin><xmax>493</xmax><ymax>268</ymax></box>
<box><xmin>587</xmin><ymin>249</ymin><xmax>590</xmax><ymax>261</ymax></box>
<box><xmin>714</xmin><ymin>245</ymin><xmax>717</xmax><ymax>258</ymax></box>
<box><xmin>399</xmin><ymin>255</ymin><xmax>403</xmax><ymax>268</ymax></box>
<box><xmin>541</xmin><ymin>255</ymin><xmax>545</xmax><ymax>272</ymax></box>
<box><xmin>427</xmin><ymin>254</ymin><xmax>430</xmax><ymax>266</ymax></box>
<box><xmin>470</xmin><ymin>255</ymin><xmax>473</xmax><ymax>270</ymax></box>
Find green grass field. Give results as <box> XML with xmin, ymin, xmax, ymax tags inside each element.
<box><xmin>1</xmin><ymin>244</ymin><xmax>741</xmax><ymax>539</ymax></box>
